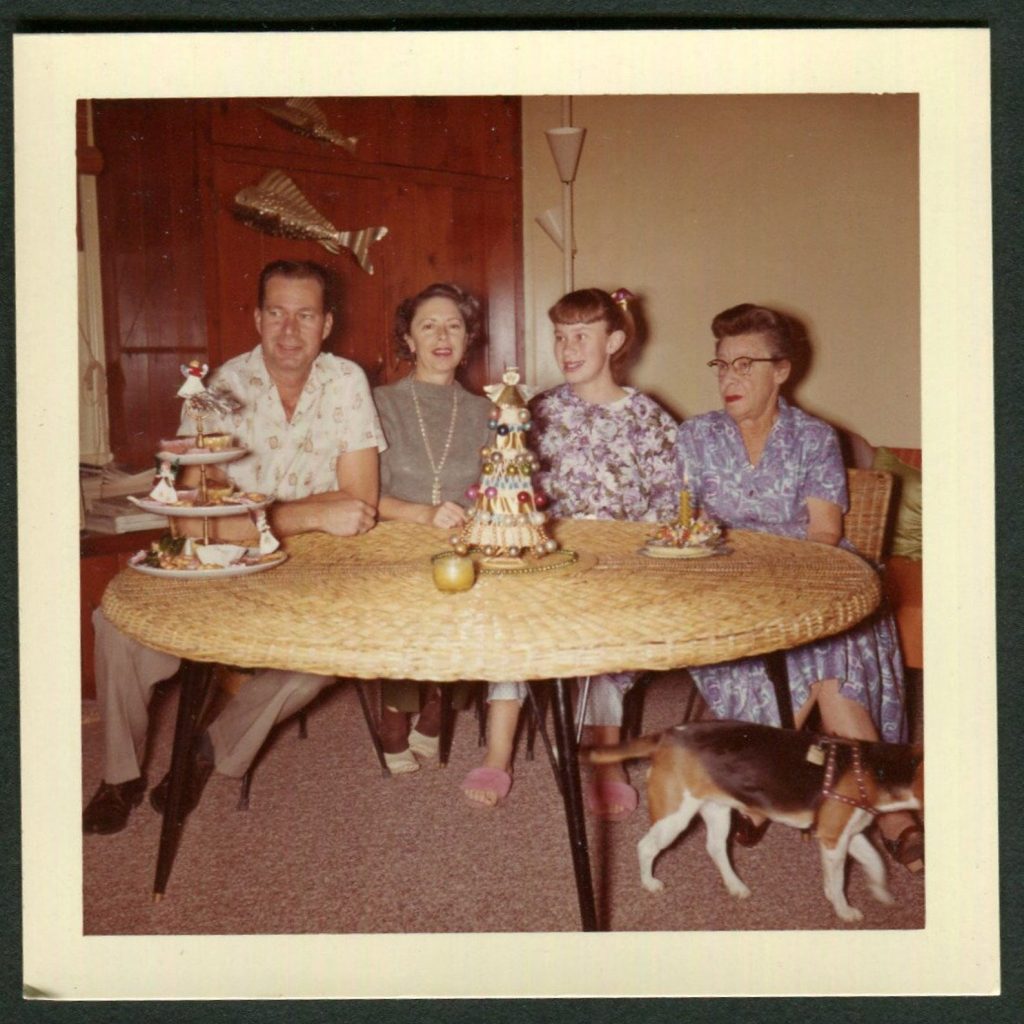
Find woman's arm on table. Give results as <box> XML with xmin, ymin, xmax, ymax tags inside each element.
<box><xmin>378</xmin><ymin>494</ymin><xmax>467</xmax><ymax>530</ymax></box>
<box><xmin>805</xmin><ymin>497</ymin><xmax>843</xmax><ymax>546</ymax></box>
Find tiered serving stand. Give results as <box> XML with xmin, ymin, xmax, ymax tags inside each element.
<box><xmin>127</xmin><ymin>430</ymin><xmax>286</xmax><ymax>579</ymax></box>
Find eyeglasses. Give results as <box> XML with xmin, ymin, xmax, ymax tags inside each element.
<box><xmin>707</xmin><ymin>356</ymin><xmax>784</xmax><ymax>377</ymax></box>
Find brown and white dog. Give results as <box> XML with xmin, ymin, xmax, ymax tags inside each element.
<box><xmin>588</xmin><ymin>720</ymin><xmax>924</xmax><ymax>922</ymax></box>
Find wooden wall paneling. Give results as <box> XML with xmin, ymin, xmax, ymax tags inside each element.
<box><xmin>207</xmin><ymin>155</ymin><xmax>392</xmax><ymax>373</ymax></box>
<box><xmin>207</xmin><ymin>95</ymin><xmax>521</xmax><ymax>179</ymax></box>
<box><xmin>94</xmin><ymin>99</ymin><xmax>208</xmax><ymax>467</ymax></box>
<box><xmin>478</xmin><ymin>184</ymin><xmax>523</xmax><ymax>384</ymax></box>
<box><xmin>376</xmin><ymin>96</ymin><xmax>520</xmax><ymax>179</ymax></box>
<box><xmin>96</xmin><ymin>97</ymin><xmax>523</xmax><ymax>465</ymax></box>
<box><xmin>208</xmin><ymin>97</ymin><xmax>383</xmax><ymax>166</ymax></box>
<box><xmin>114</xmin><ymin>351</ymin><xmax>190</xmax><ymax>458</ymax></box>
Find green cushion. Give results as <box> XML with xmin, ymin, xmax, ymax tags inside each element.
<box><xmin>872</xmin><ymin>446</ymin><xmax>922</xmax><ymax>560</ymax></box>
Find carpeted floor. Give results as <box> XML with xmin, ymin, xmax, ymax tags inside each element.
<box><xmin>81</xmin><ymin>670</ymin><xmax>924</xmax><ymax>934</ymax></box>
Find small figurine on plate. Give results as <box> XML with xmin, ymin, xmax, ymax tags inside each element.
<box><xmin>255</xmin><ymin>509</ymin><xmax>281</xmax><ymax>556</ymax></box>
<box><xmin>148</xmin><ymin>459</ymin><xmax>178</xmax><ymax>504</ymax></box>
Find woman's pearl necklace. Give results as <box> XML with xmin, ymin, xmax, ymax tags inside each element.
<box><xmin>410</xmin><ymin>379</ymin><xmax>459</xmax><ymax>506</ymax></box>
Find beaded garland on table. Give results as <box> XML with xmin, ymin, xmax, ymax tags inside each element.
<box><xmin>449</xmin><ymin>367</ymin><xmax>559</xmax><ymax>564</ymax></box>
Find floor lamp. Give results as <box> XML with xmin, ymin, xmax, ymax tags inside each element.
<box><xmin>544</xmin><ymin>116</ymin><xmax>586</xmax><ymax>294</ymax></box>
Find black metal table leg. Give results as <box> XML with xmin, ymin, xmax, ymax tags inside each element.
<box><xmin>548</xmin><ymin>677</ymin><xmax>598</xmax><ymax>931</ymax></box>
<box><xmin>438</xmin><ymin>685</ymin><xmax>454</xmax><ymax>767</ymax></box>
<box><xmin>526</xmin><ymin>681</ymin><xmax>561</xmax><ymax>791</ymax></box>
<box><xmin>153</xmin><ymin>659</ymin><xmax>215</xmax><ymax>901</ymax></box>
<box><xmin>354</xmin><ymin>680</ymin><xmax>390</xmax><ymax>777</ymax></box>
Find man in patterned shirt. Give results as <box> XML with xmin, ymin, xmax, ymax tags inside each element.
<box><xmin>83</xmin><ymin>260</ymin><xmax>386</xmax><ymax>835</ymax></box>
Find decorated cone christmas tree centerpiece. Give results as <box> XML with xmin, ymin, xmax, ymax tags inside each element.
<box><xmin>451</xmin><ymin>368</ymin><xmax>559</xmax><ymax>565</ymax></box>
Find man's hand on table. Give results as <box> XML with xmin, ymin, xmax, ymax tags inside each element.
<box><xmin>268</xmin><ymin>491</ymin><xmax>377</xmax><ymax>538</ymax></box>
<box><xmin>307</xmin><ymin>495</ymin><xmax>378</xmax><ymax>536</ymax></box>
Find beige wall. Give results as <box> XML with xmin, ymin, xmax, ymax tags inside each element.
<box><xmin>522</xmin><ymin>94</ymin><xmax>920</xmax><ymax>447</ymax></box>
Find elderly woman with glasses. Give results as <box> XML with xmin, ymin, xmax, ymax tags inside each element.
<box><xmin>676</xmin><ymin>303</ymin><xmax>921</xmax><ymax>871</ymax></box>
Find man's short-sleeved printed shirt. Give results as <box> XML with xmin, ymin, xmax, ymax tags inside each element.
<box><xmin>181</xmin><ymin>346</ymin><xmax>386</xmax><ymax>501</ymax></box>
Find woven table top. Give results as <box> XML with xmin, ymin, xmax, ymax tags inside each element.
<box><xmin>101</xmin><ymin>520</ymin><xmax>882</xmax><ymax>682</ymax></box>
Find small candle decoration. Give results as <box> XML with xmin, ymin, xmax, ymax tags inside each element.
<box><xmin>431</xmin><ymin>552</ymin><xmax>477</xmax><ymax>593</ymax></box>
<box><xmin>678</xmin><ymin>488</ymin><xmax>693</xmax><ymax>527</ymax></box>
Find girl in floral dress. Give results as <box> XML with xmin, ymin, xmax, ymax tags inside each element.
<box><xmin>461</xmin><ymin>288</ymin><xmax>678</xmax><ymax>817</ymax></box>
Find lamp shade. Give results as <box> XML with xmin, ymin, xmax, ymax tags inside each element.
<box><xmin>545</xmin><ymin>126</ymin><xmax>586</xmax><ymax>183</ymax></box>
<box><xmin>535</xmin><ymin>206</ymin><xmax>564</xmax><ymax>251</ymax></box>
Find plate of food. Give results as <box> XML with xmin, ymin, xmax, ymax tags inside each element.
<box><xmin>640</xmin><ymin>541</ymin><xmax>721</xmax><ymax>560</ymax></box>
<box><xmin>640</xmin><ymin>514</ymin><xmax>727</xmax><ymax>560</ymax></box>
<box><xmin>128</xmin><ymin>536</ymin><xmax>287</xmax><ymax>579</ymax></box>
<box><xmin>128</xmin><ymin>490</ymin><xmax>273</xmax><ymax>517</ymax></box>
<box><xmin>157</xmin><ymin>435</ymin><xmax>246</xmax><ymax>464</ymax></box>
<box><xmin>156</xmin><ymin>446</ymin><xmax>247</xmax><ymax>466</ymax></box>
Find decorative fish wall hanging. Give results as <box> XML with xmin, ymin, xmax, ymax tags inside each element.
<box><xmin>233</xmin><ymin>171</ymin><xmax>388</xmax><ymax>275</ymax></box>
<box><xmin>258</xmin><ymin>98</ymin><xmax>360</xmax><ymax>154</ymax></box>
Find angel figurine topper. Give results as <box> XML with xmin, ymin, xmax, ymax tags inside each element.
<box><xmin>177</xmin><ymin>360</ymin><xmax>242</xmax><ymax>429</ymax></box>
<box><xmin>177</xmin><ymin>359</ymin><xmax>210</xmax><ymax>398</ymax></box>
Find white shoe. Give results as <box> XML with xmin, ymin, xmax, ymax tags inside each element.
<box><xmin>383</xmin><ymin>748</ymin><xmax>420</xmax><ymax>775</ymax></box>
<box><xmin>408</xmin><ymin>728</ymin><xmax>439</xmax><ymax>760</ymax></box>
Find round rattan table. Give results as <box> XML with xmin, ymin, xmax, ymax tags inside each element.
<box><xmin>102</xmin><ymin>519</ymin><xmax>882</xmax><ymax>928</ymax></box>
<box><xmin>105</xmin><ymin>520</ymin><xmax>880</xmax><ymax>680</ymax></box>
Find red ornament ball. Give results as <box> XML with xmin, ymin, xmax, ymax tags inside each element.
<box><xmin>466</xmin><ymin>484</ymin><xmax>480</xmax><ymax>501</ymax></box>
<box><xmin>485</xmin><ymin>486</ymin><xmax>498</xmax><ymax>499</ymax></box>
<box><xmin>534</xmin><ymin>492</ymin><xmax>550</xmax><ymax>510</ymax></box>
<box><xmin>517</xmin><ymin>491</ymin><xmax>530</xmax><ymax>504</ymax></box>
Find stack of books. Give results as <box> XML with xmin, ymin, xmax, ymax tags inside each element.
<box><xmin>83</xmin><ymin>496</ymin><xmax>167</xmax><ymax>535</ymax></box>
<box><xmin>81</xmin><ymin>463</ymin><xmax>166</xmax><ymax>534</ymax></box>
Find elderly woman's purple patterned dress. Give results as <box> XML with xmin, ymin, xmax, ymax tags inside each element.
<box><xmin>676</xmin><ymin>398</ymin><xmax>906</xmax><ymax>742</ymax></box>
<box><xmin>529</xmin><ymin>385</ymin><xmax>679</xmax><ymax>725</ymax></box>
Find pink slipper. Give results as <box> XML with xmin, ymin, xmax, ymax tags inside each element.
<box><xmin>461</xmin><ymin>766</ymin><xmax>512</xmax><ymax>807</ymax></box>
<box><xmin>585</xmin><ymin>779</ymin><xmax>639</xmax><ymax>822</ymax></box>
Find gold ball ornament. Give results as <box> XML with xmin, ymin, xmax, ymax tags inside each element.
<box><xmin>431</xmin><ymin>552</ymin><xmax>477</xmax><ymax>593</ymax></box>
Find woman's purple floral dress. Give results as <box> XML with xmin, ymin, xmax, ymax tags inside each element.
<box><xmin>676</xmin><ymin>398</ymin><xmax>906</xmax><ymax>742</ymax></box>
<box><xmin>529</xmin><ymin>385</ymin><xmax>679</xmax><ymax>725</ymax></box>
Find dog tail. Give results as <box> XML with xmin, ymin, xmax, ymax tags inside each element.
<box><xmin>585</xmin><ymin>732</ymin><xmax>665</xmax><ymax>765</ymax></box>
